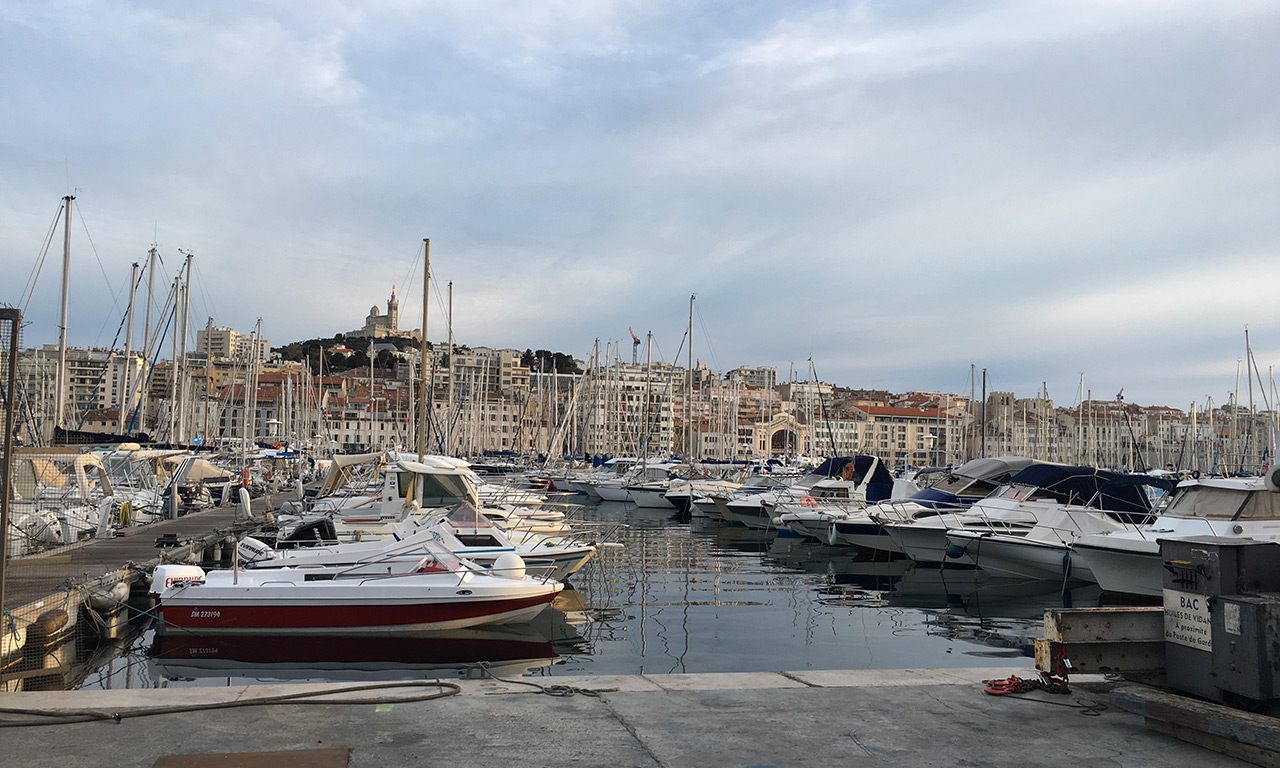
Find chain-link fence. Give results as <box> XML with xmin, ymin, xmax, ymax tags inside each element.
<box><xmin>1</xmin><ymin>310</ymin><xmax>146</xmax><ymax>691</ymax></box>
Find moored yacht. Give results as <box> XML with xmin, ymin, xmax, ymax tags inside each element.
<box><xmin>729</xmin><ymin>456</ymin><xmax>895</xmax><ymax>531</ymax></box>
<box><xmin>843</xmin><ymin>456</ymin><xmax>1036</xmax><ymax>553</ymax></box>
<box><xmin>941</xmin><ymin>467</ymin><xmax>1173</xmax><ymax>581</ymax></box>
<box><xmin>1075</xmin><ymin>473</ymin><xmax>1280</xmax><ymax>597</ymax></box>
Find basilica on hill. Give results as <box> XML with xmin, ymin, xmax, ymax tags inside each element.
<box><xmin>346</xmin><ymin>286</ymin><xmax>419</xmax><ymax>340</ymax></box>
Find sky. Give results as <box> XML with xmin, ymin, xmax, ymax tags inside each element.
<box><xmin>2</xmin><ymin>1</ymin><xmax>1278</xmax><ymax>411</ymax></box>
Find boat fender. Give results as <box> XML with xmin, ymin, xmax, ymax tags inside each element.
<box><xmin>25</xmin><ymin>609</ymin><xmax>70</xmax><ymax>650</ymax></box>
<box><xmin>491</xmin><ymin>553</ymin><xmax>527</xmax><ymax>580</ymax></box>
<box><xmin>237</xmin><ymin>487</ymin><xmax>252</xmax><ymax>521</ymax></box>
<box><xmin>944</xmin><ymin>543</ymin><xmax>967</xmax><ymax>560</ymax></box>
<box><xmin>1265</xmin><ymin>466</ymin><xmax>1280</xmax><ymax>493</ymax></box>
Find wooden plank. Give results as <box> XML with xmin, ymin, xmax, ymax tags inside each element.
<box><xmin>1146</xmin><ymin>717</ymin><xmax>1280</xmax><ymax>767</ymax></box>
<box><xmin>1112</xmin><ymin>685</ymin><xmax>1280</xmax><ymax>755</ymax></box>
<box><xmin>1035</xmin><ymin>638</ymin><xmax>1165</xmax><ymax>674</ymax></box>
<box><xmin>0</xmin><ymin>665</ymin><xmax>72</xmax><ymax>682</ymax></box>
<box><xmin>1043</xmin><ymin>607</ymin><xmax>1164</xmax><ymax>643</ymax></box>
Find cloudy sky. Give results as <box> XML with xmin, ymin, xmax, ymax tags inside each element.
<box><xmin>3</xmin><ymin>1</ymin><xmax>1278</xmax><ymax>410</ymax></box>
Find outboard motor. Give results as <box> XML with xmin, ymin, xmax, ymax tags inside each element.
<box><xmin>276</xmin><ymin>518</ymin><xmax>339</xmax><ymax>549</ymax></box>
<box><xmin>150</xmin><ymin>564</ymin><xmax>206</xmax><ymax>601</ymax></box>
<box><xmin>237</xmin><ymin>536</ymin><xmax>276</xmax><ymax>564</ymax></box>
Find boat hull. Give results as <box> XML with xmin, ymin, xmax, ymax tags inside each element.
<box><xmin>594</xmin><ymin>484</ymin><xmax>632</xmax><ymax>502</ymax></box>
<box><xmin>1073</xmin><ymin>539</ymin><xmax>1162</xmax><ymax>597</ymax></box>
<box><xmin>947</xmin><ymin>532</ymin><xmax>1095</xmax><ymax>582</ymax></box>
<box><xmin>829</xmin><ymin>519</ymin><xmax>901</xmax><ymax>553</ymax></box>
<box><xmin>884</xmin><ymin>522</ymin><xmax>950</xmax><ymax>563</ymax></box>
<box><xmin>628</xmin><ymin>487</ymin><xmax>676</xmax><ymax>509</ymax></box>
<box><xmin>724</xmin><ymin>500</ymin><xmax>774</xmax><ymax>530</ymax></box>
<box><xmin>158</xmin><ymin>578</ymin><xmax>562</xmax><ymax>636</ymax></box>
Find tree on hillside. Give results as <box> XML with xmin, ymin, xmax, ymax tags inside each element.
<box><xmin>521</xmin><ymin>349</ymin><xmax>582</xmax><ymax>375</ymax></box>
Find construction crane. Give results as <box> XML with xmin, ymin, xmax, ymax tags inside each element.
<box><xmin>629</xmin><ymin>327</ymin><xmax>640</xmax><ymax>365</ymax></box>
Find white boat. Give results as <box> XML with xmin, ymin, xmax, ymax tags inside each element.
<box><xmin>698</xmin><ymin>471</ymin><xmax>787</xmax><ymax>521</ymax></box>
<box><xmin>6</xmin><ymin>452</ymin><xmax>118</xmax><ymax>553</ymax></box>
<box><xmin>882</xmin><ymin>462</ymin><xmax>1074</xmax><ymax>564</ymax></box>
<box><xmin>663</xmin><ymin>475</ymin><xmax>744</xmax><ymax>514</ymax></box>
<box><xmin>944</xmin><ymin>507</ymin><xmax>1129</xmax><ymax>581</ymax></box>
<box><xmin>738</xmin><ymin>456</ymin><xmax>895</xmax><ymax>532</ymax></box>
<box><xmin>248</xmin><ymin>502</ymin><xmax>596</xmax><ymax>581</ymax></box>
<box><xmin>835</xmin><ymin>456</ymin><xmax>1036</xmax><ymax>553</ymax></box>
<box><xmin>1075</xmin><ymin>473</ymin><xmax>1280</xmax><ymax>597</ymax></box>
<box><xmin>278</xmin><ymin>451</ymin><xmax>570</xmax><ymax>540</ymax></box>
<box><xmin>627</xmin><ymin>482</ymin><xmax>678</xmax><ymax>509</ymax></box>
<box><xmin>151</xmin><ymin>543</ymin><xmax>563</xmax><ymax>636</ymax></box>
<box><xmin>574</xmin><ymin>457</ymin><xmax>640</xmax><ymax>501</ymax></box>
<box><xmin>939</xmin><ymin>467</ymin><xmax>1173</xmax><ymax>581</ymax></box>
<box><xmin>624</xmin><ymin>463</ymin><xmax>686</xmax><ymax>509</ymax></box>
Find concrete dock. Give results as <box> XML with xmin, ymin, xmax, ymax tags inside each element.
<box><xmin>0</xmin><ymin>667</ymin><xmax>1247</xmax><ymax>767</ymax></box>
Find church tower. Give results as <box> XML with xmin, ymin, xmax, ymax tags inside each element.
<box><xmin>387</xmin><ymin>286</ymin><xmax>399</xmax><ymax>331</ymax></box>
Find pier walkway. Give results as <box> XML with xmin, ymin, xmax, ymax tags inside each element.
<box><xmin>4</xmin><ymin>505</ymin><xmax>242</xmax><ymax>606</ymax></box>
<box><xmin>0</xmin><ymin>668</ymin><xmax>1245</xmax><ymax>767</ymax></box>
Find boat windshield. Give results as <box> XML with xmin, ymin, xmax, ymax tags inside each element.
<box><xmin>992</xmin><ymin>483</ymin><xmax>1050</xmax><ymax>502</ymax></box>
<box><xmin>1164</xmin><ymin>486</ymin><xmax>1280</xmax><ymax>520</ymax></box>
<box><xmin>445</xmin><ymin>502</ymin><xmax>496</xmax><ymax>529</ymax></box>
<box><xmin>417</xmin><ymin>541</ymin><xmax>465</xmax><ymax>572</ymax></box>
<box><xmin>398</xmin><ymin>471</ymin><xmax>475</xmax><ymax>507</ymax></box>
<box><xmin>927</xmin><ymin>474</ymin><xmax>999</xmax><ymax>497</ymax></box>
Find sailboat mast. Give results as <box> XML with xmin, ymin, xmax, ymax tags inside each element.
<box><xmin>53</xmin><ymin>195</ymin><xmax>73</xmax><ymax>440</ymax></box>
<box><xmin>169</xmin><ymin>275</ymin><xmax>180</xmax><ymax>443</ymax></box>
<box><xmin>447</xmin><ymin>280</ymin><xmax>454</xmax><ymax>457</ymax></box>
<box><xmin>644</xmin><ymin>331</ymin><xmax>652</xmax><ymax>468</ymax></box>
<box><xmin>141</xmin><ymin>246</ymin><xmax>158</xmax><ymax>435</ymax></box>
<box><xmin>204</xmin><ymin>317</ymin><xmax>213</xmax><ymax>445</ymax></box>
<box><xmin>980</xmin><ymin>368</ymin><xmax>987</xmax><ymax>459</ymax></box>
<box><xmin>1246</xmin><ymin>327</ymin><xmax>1256</xmax><ymax>472</ymax></box>
<box><xmin>417</xmin><ymin>238</ymin><xmax>430</xmax><ymax>462</ymax></box>
<box><xmin>121</xmin><ymin>261</ymin><xmax>139</xmax><ymax>433</ymax></box>
<box><xmin>687</xmin><ymin>293</ymin><xmax>694</xmax><ymax>463</ymax></box>
<box><xmin>178</xmin><ymin>252</ymin><xmax>193</xmax><ymax>443</ymax></box>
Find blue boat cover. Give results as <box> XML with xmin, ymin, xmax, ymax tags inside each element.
<box><xmin>1006</xmin><ymin>464</ymin><xmax>1173</xmax><ymax>514</ymax></box>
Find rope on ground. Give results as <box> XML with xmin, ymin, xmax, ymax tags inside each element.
<box><xmin>0</xmin><ymin>680</ymin><xmax>462</xmax><ymax>727</ymax></box>
<box><xmin>478</xmin><ymin>661</ymin><xmax>617</xmax><ymax>697</ymax></box>
<box><xmin>981</xmin><ymin>673</ymin><xmax>1107</xmax><ymax>716</ymax></box>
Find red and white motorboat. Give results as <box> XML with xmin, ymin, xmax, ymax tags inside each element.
<box><xmin>150</xmin><ymin>544</ymin><xmax>562</xmax><ymax>636</ymax></box>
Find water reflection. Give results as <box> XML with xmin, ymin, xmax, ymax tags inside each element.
<box><xmin>148</xmin><ymin>625</ymin><xmax>563</xmax><ymax>684</ymax></box>
<box><xmin>69</xmin><ymin>497</ymin><xmax>1145</xmax><ymax>688</ymax></box>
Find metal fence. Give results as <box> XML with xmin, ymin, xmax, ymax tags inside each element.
<box><xmin>1</xmin><ymin>309</ymin><xmax>142</xmax><ymax>691</ymax></box>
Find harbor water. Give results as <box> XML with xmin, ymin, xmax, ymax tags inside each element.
<box><xmin>74</xmin><ymin>499</ymin><xmax>1139</xmax><ymax>690</ymax></box>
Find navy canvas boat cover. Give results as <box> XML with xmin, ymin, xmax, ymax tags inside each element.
<box><xmin>1006</xmin><ymin>464</ymin><xmax>1173</xmax><ymax>515</ymax></box>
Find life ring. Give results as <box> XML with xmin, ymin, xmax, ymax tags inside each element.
<box><xmin>274</xmin><ymin>442</ymin><xmax>282</xmax><ymax>449</ymax></box>
<box><xmin>800</xmin><ymin>496</ymin><xmax>817</xmax><ymax>508</ymax></box>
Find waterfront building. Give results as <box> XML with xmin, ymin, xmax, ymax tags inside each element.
<box><xmin>194</xmin><ymin>325</ymin><xmax>271</xmax><ymax>362</ymax></box>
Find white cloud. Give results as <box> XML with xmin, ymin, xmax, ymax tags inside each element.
<box><xmin>2</xmin><ymin>1</ymin><xmax>1279</xmax><ymax>410</ymax></box>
